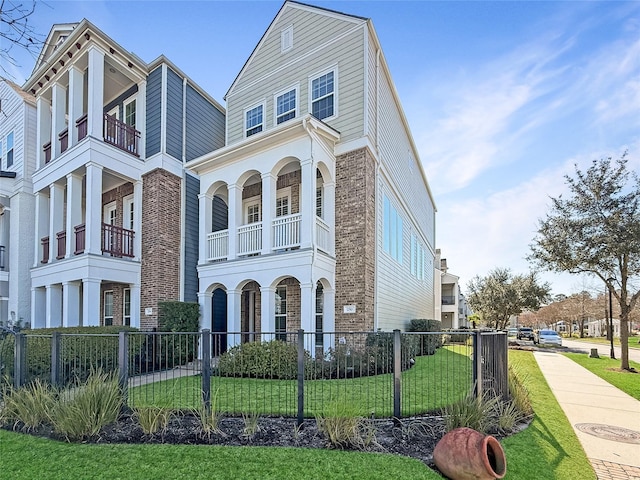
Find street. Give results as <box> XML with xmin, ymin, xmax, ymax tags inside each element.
<box><xmin>562</xmin><ymin>338</ymin><xmax>640</xmax><ymax>364</ymax></box>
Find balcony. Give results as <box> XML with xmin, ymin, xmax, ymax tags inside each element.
<box><xmin>56</xmin><ymin>230</ymin><xmax>66</xmax><ymax>260</ymax></box>
<box><xmin>101</xmin><ymin>223</ymin><xmax>135</xmax><ymax>258</ymax></box>
<box><xmin>103</xmin><ymin>114</ymin><xmax>140</xmax><ymax>157</ymax></box>
<box><xmin>41</xmin><ymin>236</ymin><xmax>50</xmax><ymax>264</ymax></box>
<box><xmin>273</xmin><ymin>213</ymin><xmax>301</xmax><ymax>250</ymax></box>
<box><xmin>58</xmin><ymin>128</ymin><xmax>69</xmax><ymax>153</ymax></box>
<box><xmin>76</xmin><ymin>114</ymin><xmax>88</xmax><ymax>141</ymax></box>
<box><xmin>0</xmin><ymin>245</ymin><xmax>5</xmax><ymax>270</ymax></box>
<box><xmin>207</xmin><ymin>229</ymin><xmax>228</xmax><ymax>261</ymax></box>
<box><xmin>74</xmin><ymin>224</ymin><xmax>86</xmax><ymax>254</ymax></box>
<box><xmin>43</xmin><ymin>142</ymin><xmax>52</xmax><ymax>164</ymax></box>
<box><xmin>238</xmin><ymin>223</ymin><xmax>262</xmax><ymax>256</ymax></box>
<box><xmin>442</xmin><ymin>296</ymin><xmax>456</xmax><ymax>305</ymax></box>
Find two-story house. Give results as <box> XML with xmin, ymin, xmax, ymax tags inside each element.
<box><xmin>23</xmin><ymin>21</ymin><xmax>225</xmax><ymax>329</ymax></box>
<box><xmin>0</xmin><ymin>79</ymin><xmax>37</xmax><ymax>327</ymax></box>
<box><xmin>187</xmin><ymin>1</ymin><xmax>437</xmax><ymax>352</ymax></box>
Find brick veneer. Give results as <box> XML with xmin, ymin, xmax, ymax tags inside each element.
<box><xmin>140</xmin><ymin>168</ymin><xmax>181</xmax><ymax>330</ymax></box>
<box><xmin>334</xmin><ymin>147</ymin><xmax>376</xmax><ymax>332</ymax></box>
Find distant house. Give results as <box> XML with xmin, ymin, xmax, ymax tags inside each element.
<box><xmin>434</xmin><ymin>249</ymin><xmax>470</xmax><ymax>329</ymax></box>
<box><xmin>21</xmin><ymin>20</ymin><xmax>225</xmax><ymax>329</ymax></box>
<box><xmin>187</xmin><ymin>1</ymin><xmax>437</xmax><ymax>351</ymax></box>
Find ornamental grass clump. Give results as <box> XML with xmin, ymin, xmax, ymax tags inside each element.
<box><xmin>0</xmin><ymin>378</ymin><xmax>56</xmax><ymax>431</ymax></box>
<box><xmin>316</xmin><ymin>401</ymin><xmax>377</xmax><ymax>450</ymax></box>
<box><xmin>134</xmin><ymin>407</ymin><xmax>173</xmax><ymax>435</ymax></box>
<box><xmin>194</xmin><ymin>388</ymin><xmax>224</xmax><ymax>438</ymax></box>
<box><xmin>442</xmin><ymin>388</ymin><xmax>500</xmax><ymax>434</ymax></box>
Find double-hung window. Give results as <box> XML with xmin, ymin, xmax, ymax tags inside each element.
<box><xmin>123</xmin><ymin>288</ymin><xmax>131</xmax><ymax>326</ymax></box>
<box><xmin>275</xmin><ymin>286</ymin><xmax>287</xmax><ymax>341</ymax></box>
<box><xmin>276</xmin><ymin>88</ymin><xmax>296</xmax><ymax>124</ymax></box>
<box><xmin>245</xmin><ymin>104</ymin><xmax>263</xmax><ymax>137</ymax></box>
<box><xmin>104</xmin><ymin>291</ymin><xmax>114</xmax><ymax>326</ymax></box>
<box><xmin>6</xmin><ymin>132</ymin><xmax>14</xmax><ymax>168</ymax></box>
<box><xmin>311</xmin><ymin>70</ymin><xmax>335</xmax><ymax>120</ymax></box>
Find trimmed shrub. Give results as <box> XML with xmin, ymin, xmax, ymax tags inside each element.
<box><xmin>408</xmin><ymin>319</ymin><xmax>443</xmax><ymax>355</ymax></box>
<box><xmin>157</xmin><ymin>302</ymin><xmax>200</xmax><ymax>367</ymax></box>
<box><xmin>218</xmin><ymin>340</ymin><xmax>309</xmax><ymax>380</ymax></box>
<box><xmin>364</xmin><ymin>332</ymin><xmax>418</xmax><ymax>374</ymax></box>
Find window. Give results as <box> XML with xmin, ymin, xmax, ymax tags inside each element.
<box><xmin>104</xmin><ymin>291</ymin><xmax>114</xmax><ymax>326</ymax></box>
<box><xmin>124</xmin><ymin>98</ymin><xmax>136</xmax><ymax>127</ymax></box>
<box><xmin>276</xmin><ymin>89</ymin><xmax>296</xmax><ymax>124</ymax></box>
<box><xmin>311</xmin><ymin>70</ymin><xmax>335</xmax><ymax>120</ymax></box>
<box><xmin>246</xmin><ymin>200</ymin><xmax>261</xmax><ymax>224</ymax></box>
<box><xmin>411</xmin><ymin>234</ymin><xmax>425</xmax><ymax>280</ymax></box>
<box><xmin>383</xmin><ymin>195</ymin><xmax>403</xmax><ymax>264</ymax></box>
<box><xmin>123</xmin><ymin>196</ymin><xmax>134</xmax><ymax>230</ymax></box>
<box><xmin>6</xmin><ymin>132</ymin><xmax>13</xmax><ymax>168</ymax></box>
<box><xmin>245</xmin><ymin>104</ymin><xmax>263</xmax><ymax>137</ymax></box>
<box><xmin>275</xmin><ymin>286</ymin><xmax>287</xmax><ymax>341</ymax></box>
<box><xmin>123</xmin><ymin>288</ymin><xmax>131</xmax><ymax>326</ymax></box>
<box><xmin>315</xmin><ymin>283</ymin><xmax>324</xmax><ymax>347</ymax></box>
<box><xmin>316</xmin><ymin>187</ymin><xmax>323</xmax><ymax>218</ymax></box>
<box><xmin>281</xmin><ymin>25</ymin><xmax>293</xmax><ymax>53</ymax></box>
<box><xmin>275</xmin><ymin>189</ymin><xmax>290</xmax><ymax>217</ymax></box>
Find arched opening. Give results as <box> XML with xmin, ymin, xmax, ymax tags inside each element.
<box><xmin>212</xmin><ymin>288</ymin><xmax>227</xmax><ymax>356</ymax></box>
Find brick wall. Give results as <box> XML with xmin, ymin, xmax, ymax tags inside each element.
<box><xmin>140</xmin><ymin>168</ymin><xmax>181</xmax><ymax>330</ymax></box>
<box><xmin>334</xmin><ymin>147</ymin><xmax>376</xmax><ymax>332</ymax></box>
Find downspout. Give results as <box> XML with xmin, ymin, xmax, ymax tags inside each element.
<box><xmin>302</xmin><ymin>117</ymin><xmax>317</xmax><ymax>281</ymax></box>
<box><xmin>374</xmin><ymin>48</ymin><xmax>381</xmax><ymax>331</ymax></box>
<box><xmin>178</xmin><ymin>77</ymin><xmax>187</xmax><ymax>301</ymax></box>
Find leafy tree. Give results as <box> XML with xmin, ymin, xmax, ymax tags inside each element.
<box><xmin>529</xmin><ymin>154</ymin><xmax>640</xmax><ymax>370</ymax></box>
<box><xmin>466</xmin><ymin>267</ymin><xmax>550</xmax><ymax>330</ymax></box>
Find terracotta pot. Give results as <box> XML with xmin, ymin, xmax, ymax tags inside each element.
<box><xmin>433</xmin><ymin>427</ymin><xmax>506</xmax><ymax>480</ymax></box>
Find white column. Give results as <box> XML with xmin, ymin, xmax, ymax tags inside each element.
<box><xmin>49</xmin><ymin>183</ymin><xmax>64</xmax><ymax>262</ymax></box>
<box><xmin>198</xmin><ymin>291</ymin><xmax>213</xmax><ymax>331</ymax></box>
<box><xmin>62</xmin><ymin>281</ymin><xmax>81</xmax><ymax>327</ymax></box>
<box><xmin>227</xmin><ymin>289</ymin><xmax>242</xmax><ymax>348</ymax></box>
<box><xmin>31</xmin><ymin>287</ymin><xmax>46</xmax><ymax>329</ymax></box>
<box><xmin>260</xmin><ymin>286</ymin><xmax>276</xmax><ymax>341</ymax></box>
<box><xmin>323</xmin><ymin>287</ymin><xmax>335</xmax><ymax>351</ymax></box>
<box><xmin>87</xmin><ymin>46</ymin><xmax>105</xmax><ymax>139</ymax></box>
<box><xmin>137</xmin><ymin>80</ymin><xmax>146</xmax><ymax>158</ymax></box>
<box><xmin>68</xmin><ymin>66</ymin><xmax>84</xmax><ymax>146</ymax></box>
<box><xmin>300</xmin><ymin>282</ymin><xmax>314</xmax><ymax>353</ymax></box>
<box><xmin>85</xmin><ymin>163</ymin><xmax>103</xmax><ymax>254</ymax></box>
<box><xmin>82</xmin><ymin>278</ymin><xmax>101</xmax><ymax>326</ymax></box>
<box><xmin>46</xmin><ymin>284</ymin><xmax>62</xmax><ymax>328</ymax></box>
<box><xmin>227</xmin><ymin>184</ymin><xmax>241</xmax><ymax>260</ymax></box>
<box><xmin>300</xmin><ymin>159</ymin><xmax>315</xmax><ymax>250</ymax></box>
<box><xmin>324</xmin><ymin>181</ymin><xmax>336</xmax><ymax>256</ymax></box>
<box><xmin>66</xmin><ymin>174</ymin><xmax>83</xmax><ymax>257</ymax></box>
<box><xmin>34</xmin><ymin>192</ymin><xmax>49</xmax><ymax>266</ymax></box>
<box><xmin>130</xmin><ymin>284</ymin><xmax>141</xmax><ymax>328</ymax></box>
<box><xmin>133</xmin><ymin>180</ymin><xmax>142</xmax><ymax>260</ymax></box>
<box><xmin>51</xmin><ymin>83</ymin><xmax>67</xmax><ymax>158</ymax></box>
<box><xmin>36</xmin><ymin>96</ymin><xmax>51</xmax><ymax>168</ymax></box>
<box><xmin>198</xmin><ymin>193</ymin><xmax>212</xmax><ymax>263</ymax></box>
<box><xmin>261</xmin><ymin>173</ymin><xmax>276</xmax><ymax>255</ymax></box>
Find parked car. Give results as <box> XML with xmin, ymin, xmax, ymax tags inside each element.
<box><xmin>535</xmin><ymin>329</ymin><xmax>563</xmax><ymax>346</ymax></box>
<box><xmin>516</xmin><ymin>327</ymin><xmax>535</xmax><ymax>341</ymax></box>
<box><xmin>507</xmin><ymin>328</ymin><xmax>518</xmax><ymax>337</ymax></box>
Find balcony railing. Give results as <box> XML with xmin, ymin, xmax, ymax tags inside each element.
<box><xmin>58</xmin><ymin>128</ymin><xmax>69</xmax><ymax>153</ymax></box>
<box><xmin>0</xmin><ymin>245</ymin><xmax>5</xmax><ymax>270</ymax></box>
<box><xmin>102</xmin><ymin>223</ymin><xmax>134</xmax><ymax>258</ymax></box>
<box><xmin>442</xmin><ymin>296</ymin><xmax>456</xmax><ymax>305</ymax></box>
<box><xmin>316</xmin><ymin>216</ymin><xmax>330</xmax><ymax>253</ymax></box>
<box><xmin>43</xmin><ymin>142</ymin><xmax>52</xmax><ymax>164</ymax></box>
<box><xmin>56</xmin><ymin>230</ymin><xmax>66</xmax><ymax>260</ymax></box>
<box><xmin>272</xmin><ymin>213</ymin><xmax>301</xmax><ymax>250</ymax></box>
<box><xmin>76</xmin><ymin>114</ymin><xmax>88</xmax><ymax>141</ymax></box>
<box><xmin>103</xmin><ymin>114</ymin><xmax>140</xmax><ymax>157</ymax></box>
<box><xmin>74</xmin><ymin>224</ymin><xmax>86</xmax><ymax>254</ymax></box>
<box><xmin>238</xmin><ymin>223</ymin><xmax>262</xmax><ymax>256</ymax></box>
<box><xmin>41</xmin><ymin>236</ymin><xmax>50</xmax><ymax>264</ymax></box>
<box><xmin>207</xmin><ymin>229</ymin><xmax>228</xmax><ymax>261</ymax></box>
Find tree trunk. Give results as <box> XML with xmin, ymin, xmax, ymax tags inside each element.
<box><xmin>620</xmin><ymin>314</ymin><xmax>630</xmax><ymax>370</ymax></box>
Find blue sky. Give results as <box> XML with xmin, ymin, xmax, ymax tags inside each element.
<box><xmin>7</xmin><ymin>0</ymin><xmax>640</xmax><ymax>296</ymax></box>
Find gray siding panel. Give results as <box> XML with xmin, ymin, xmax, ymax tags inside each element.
<box><xmin>166</xmin><ymin>68</ymin><xmax>184</xmax><ymax>160</ymax></box>
<box><xmin>146</xmin><ymin>67</ymin><xmax>162</xmax><ymax>157</ymax></box>
<box><xmin>183</xmin><ymin>173</ymin><xmax>200</xmax><ymax>302</ymax></box>
<box><xmin>185</xmin><ymin>85</ymin><xmax>225</xmax><ymax>162</ymax></box>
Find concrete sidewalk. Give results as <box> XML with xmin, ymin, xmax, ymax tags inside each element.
<box><xmin>534</xmin><ymin>351</ymin><xmax>640</xmax><ymax>480</ymax></box>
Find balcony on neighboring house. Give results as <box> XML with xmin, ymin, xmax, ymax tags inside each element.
<box><xmin>59</xmin><ymin>128</ymin><xmax>69</xmax><ymax>153</ymax></box>
<box><xmin>74</xmin><ymin>224</ymin><xmax>85</xmax><ymax>254</ymax></box>
<box><xmin>0</xmin><ymin>245</ymin><xmax>5</xmax><ymax>270</ymax></box>
<box><xmin>76</xmin><ymin>114</ymin><xmax>88</xmax><ymax>141</ymax></box>
<box><xmin>41</xmin><ymin>223</ymin><xmax>134</xmax><ymax>263</ymax></box>
<box><xmin>103</xmin><ymin>114</ymin><xmax>140</xmax><ymax>157</ymax></box>
<box><xmin>43</xmin><ymin>142</ymin><xmax>52</xmax><ymax>164</ymax></box>
<box><xmin>41</xmin><ymin>236</ymin><xmax>50</xmax><ymax>263</ymax></box>
<box><xmin>56</xmin><ymin>230</ymin><xmax>66</xmax><ymax>259</ymax></box>
<box><xmin>442</xmin><ymin>296</ymin><xmax>456</xmax><ymax>305</ymax></box>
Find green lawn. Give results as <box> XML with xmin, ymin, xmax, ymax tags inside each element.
<box><xmin>563</xmin><ymin>353</ymin><xmax>640</xmax><ymax>400</ymax></box>
<box><xmin>501</xmin><ymin>350</ymin><xmax>596</xmax><ymax>480</ymax></box>
<box><xmin>566</xmin><ymin>336</ymin><xmax>640</xmax><ymax>349</ymax></box>
<box><xmin>130</xmin><ymin>345</ymin><xmax>474</xmax><ymax>417</ymax></box>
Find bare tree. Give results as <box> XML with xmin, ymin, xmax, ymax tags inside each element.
<box><xmin>1</xmin><ymin>0</ymin><xmax>43</xmax><ymax>75</ymax></box>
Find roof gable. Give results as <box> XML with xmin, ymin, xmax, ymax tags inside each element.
<box><xmin>34</xmin><ymin>23</ymin><xmax>79</xmax><ymax>74</ymax></box>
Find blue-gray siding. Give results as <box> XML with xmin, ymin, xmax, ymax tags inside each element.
<box><xmin>146</xmin><ymin>67</ymin><xmax>162</xmax><ymax>157</ymax></box>
<box><xmin>185</xmin><ymin>85</ymin><xmax>225</xmax><ymax>161</ymax></box>
<box><xmin>183</xmin><ymin>173</ymin><xmax>200</xmax><ymax>302</ymax></box>
<box><xmin>166</xmin><ymin>68</ymin><xmax>183</xmax><ymax>160</ymax></box>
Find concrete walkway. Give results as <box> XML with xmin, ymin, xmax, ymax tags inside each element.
<box><xmin>534</xmin><ymin>351</ymin><xmax>640</xmax><ymax>480</ymax></box>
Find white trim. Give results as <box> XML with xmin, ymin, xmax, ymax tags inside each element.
<box><xmin>123</xmin><ymin>287</ymin><xmax>131</xmax><ymax>326</ymax></box>
<box><xmin>273</xmin><ymin>84</ymin><xmax>299</xmax><ymax>126</ymax></box>
<box><xmin>103</xmin><ymin>289</ymin><xmax>114</xmax><ymax>326</ymax></box>
<box><xmin>103</xmin><ymin>201</ymin><xmax>116</xmax><ymax>225</ymax></box>
<box><xmin>243</xmin><ymin>101</ymin><xmax>265</xmax><ymax>138</ymax></box>
<box><xmin>243</xmin><ymin>195</ymin><xmax>261</xmax><ymax>224</ymax></box>
<box><xmin>275</xmin><ymin>186</ymin><xmax>292</xmax><ymax>217</ymax></box>
<box><xmin>308</xmin><ymin>65</ymin><xmax>338</xmax><ymax>121</ymax></box>
<box><xmin>123</xmin><ymin>194</ymin><xmax>134</xmax><ymax>230</ymax></box>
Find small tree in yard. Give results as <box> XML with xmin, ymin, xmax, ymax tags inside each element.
<box><xmin>467</xmin><ymin>267</ymin><xmax>550</xmax><ymax>330</ymax></box>
<box><xmin>529</xmin><ymin>154</ymin><xmax>640</xmax><ymax>371</ymax></box>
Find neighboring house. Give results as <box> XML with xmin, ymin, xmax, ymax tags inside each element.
<box><xmin>22</xmin><ymin>21</ymin><xmax>225</xmax><ymax>329</ymax></box>
<box><xmin>434</xmin><ymin>249</ymin><xmax>468</xmax><ymax>329</ymax></box>
<box><xmin>187</xmin><ymin>1</ymin><xmax>437</xmax><ymax>351</ymax></box>
<box><xmin>0</xmin><ymin>79</ymin><xmax>37</xmax><ymax>327</ymax></box>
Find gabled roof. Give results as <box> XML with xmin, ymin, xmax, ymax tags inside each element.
<box><xmin>34</xmin><ymin>23</ymin><xmax>80</xmax><ymax>74</ymax></box>
<box><xmin>1</xmin><ymin>77</ymin><xmax>35</xmax><ymax>106</ymax></box>
<box><xmin>224</xmin><ymin>0</ymin><xmax>368</xmax><ymax>100</ymax></box>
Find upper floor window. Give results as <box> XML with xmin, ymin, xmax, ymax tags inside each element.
<box><xmin>383</xmin><ymin>195</ymin><xmax>403</xmax><ymax>264</ymax></box>
<box><xmin>311</xmin><ymin>70</ymin><xmax>335</xmax><ymax>120</ymax></box>
<box><xmin>316</xmin><ymin>187</ymin><xmax>323</xmax><ymax>218</ymax></box>
<box><xmin>124</xmin><ymin>98</ymin><xmax>136</xmax><ymax>128</ymax></box>
<box><xmin>411</xmin><ymin>234</ymin><xmax>425</xmax><ymax>280</ymax></box>
<box><xmin>276</xmin><ymin>194</ymin><xmax>289</xmax><ymax>217</ymax></box>
<box><xmin>281</xmin><ymin>25</ymin><xmax>293</xmax><ymax>53</ymax></box>
<box><xmin>6</xmin><ymin>132</ymin><xmax>14</xmax><ymax>168</ymax></box>
<box><xmin>276</xmin><ymin>88</ymin><xmax>296</xmax><ymax>124</ymax></box>
<box><xmin>245</xmin><ymin>104</ymin><xmax>264</xmax><ymax>137</ymax></box>
<box><xmin>245</xmin><ymin>198</ymin><xmax>261</xmax><ymax>224</ymax></box>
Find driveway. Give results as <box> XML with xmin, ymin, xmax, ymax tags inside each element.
<box><xmin>562</xmin><ymin>338</ymin><xmax>640</xmax><ymax>364</ymax></box>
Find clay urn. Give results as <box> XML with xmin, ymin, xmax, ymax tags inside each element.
<box><xmin>433</xmin><ymin>427</ymin><xmax>506</xmax><ymax>480</ymax></box>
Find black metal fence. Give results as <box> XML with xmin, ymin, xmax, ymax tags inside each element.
<box><xmin>1</xmin><ymin>329</ymin><xmax>508</xmax><ymax>422</ymax></box>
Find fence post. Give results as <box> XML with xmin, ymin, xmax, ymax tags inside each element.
<box><xmin>202</xmin><ymin>329</ymin><xmax>211</xmax><ymax>413</ymax></box>
<box><xmin>118</xmin><ymin>331</ymin><xmax>129</xmax><ymax>405</ymax></box>
<box><xmin>297</xmin><ymin>329</ymin><xmax>305</xmax><ymax>427</ymax></box>
<box><xmin>51</xmin><ymin>331</ymin><xmax>61</xmax><ymax>387</ymax></box>
<box><xmin>14</xmin><ymin>333</ymin><xmax>26</xmax><ymax>388</ymax></box>
<box><xmin>393</xmin><ymin>329</ymin><xmax>401</xmax><ymax>419</ymax></box>
<box><xmin>473</xmin><ymin>331</ymin><xmax>483</xmax><ymax>399</ymax></box>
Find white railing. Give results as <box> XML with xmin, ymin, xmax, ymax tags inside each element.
<box><xmin>316</xmin><ymin>216</ymin><xmax>331</xmax><ymax>253</ymax></box>
<box><xmin>207</xmin><ymin>229</ymin><xmax>228</xmax><ymax>261</ymax></box>
<box><xmin>272</xmin><ymin>213</ymin><xmax>301</xmax><ymax>250</ymax></box>
<box><xmin>238</xmin><ymin>222</ymin><xmax>262</xmax><ymax>255</ymax></box>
